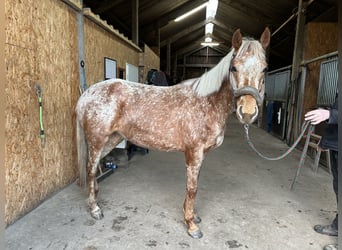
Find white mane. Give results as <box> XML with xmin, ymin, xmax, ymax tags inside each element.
<box><xmin>192</xmin><ymin>38</ymin><xmax>265</xmax><ymax>97</ymax></box>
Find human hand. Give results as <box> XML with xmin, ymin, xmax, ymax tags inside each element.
<box><xmin>304</xmin><ymin>109</ymin><xmax>330</xmax><ymax>125</ymax></box>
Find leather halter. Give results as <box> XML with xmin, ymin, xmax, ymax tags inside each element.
<box><xmin>229</xmin><ymin>54</ymin><xmax>265</xmax><ymax>106</ymax></box>
<box><xmin>233</xmin><ymin>85</ymin><xmax>264</xmax><ymax>106</ymax></box>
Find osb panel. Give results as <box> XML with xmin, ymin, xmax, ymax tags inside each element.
<box><xmin>5</xmin><ymin>0</ymin><xmax>37</xmax><ymax>50</ymax></box>
<box><xmin>140</xmin><ymin>44</ymin><xmax>160</xmax><ymax>83</ymax></box>
<box><xmin>84</xmin><ymin>19</ymin><xmax>140</xmax><ymax>85</ymax></box>
<box><xmin>5</xmin><ymin>0</ymin><xmax>79</xmax><ymax>225</ymax></box>
<box><xmin>302</xmin><ymin>22</ymin><xmax>338</xmax><ymax>120</ymax></box>
<box><xmin>304</xmin><ymin>22</ymin><xmax>338</xmax><ymax>60</ymax></box>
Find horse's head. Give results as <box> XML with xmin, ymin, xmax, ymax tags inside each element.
<box><xmin>229</xmin><ymin>28</ymin><xmax>270</xmax><ymax>124</ymax></box>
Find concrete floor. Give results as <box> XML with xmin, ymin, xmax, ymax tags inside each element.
<box><xmin>6</xmin><ymin>117</ymin><xmax>337</xmax><ymax>250</ymax></box>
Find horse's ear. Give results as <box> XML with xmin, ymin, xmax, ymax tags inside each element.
<box><xmin>260</xmin><ymin>27</ymin><xmax>271</xmax><ymax>49</ymax></box>
<box><xmin>232</xmin><ymin>29</ymin><xmax>242</xmax><ymax>50</ymax></box>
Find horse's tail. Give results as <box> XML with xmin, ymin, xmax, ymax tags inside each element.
<box><xmin>76</xmin><ymin>117</ymin><xmax>88</xmax><ymax>188</ymax></box>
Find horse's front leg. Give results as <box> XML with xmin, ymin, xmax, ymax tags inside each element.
<box><xmin>183</xmin><ymin>148</ymin><xmax>204</xmax><ymax>239</ymax></box>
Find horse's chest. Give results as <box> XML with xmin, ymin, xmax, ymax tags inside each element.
<box><xmin>203</xmin><ymin>125</ymin><xmax>225</xmax><ymax>150</ymax></box>
<box><xmin>215</xmin><ymin>131</ymin><xmax>225</xmax><ymax>147</ymax></box>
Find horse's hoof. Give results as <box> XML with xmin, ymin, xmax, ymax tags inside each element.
<box><xmin>90</xmin><ymin>207</ymin><xmax>104</xmax><ymax>220</ymax></box>
<box><xmin>194</xmin><ymin>214</ymin><xmax>201</xmax><ymax>224</ymax></box>
<box><xmin>188</xmin><ymin>229</ymin><xmax>203</xmax><ymax>239</ymax></box>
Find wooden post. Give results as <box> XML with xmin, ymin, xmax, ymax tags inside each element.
<box><xmin>183</xmin><ymin>55</ymin><xmax>186</xmax><ymax>80</ymax></box>
<box><xmin>131</xmin><ymin>0</ymin><xmax>139</xmax><ymax>45</ymax></box>
<box><xmin>166</xmin><ymin>40</ymin><xmax>171</xmax><ymax>75</ymax></box>
<box><xmin>337</xmin><ymin>1</ymin><xmax>342</xmax><ymax>246</ymax></box>
<box><xmin>173</xmin><ymin>53</ymin><xmax>178</xmax><ymax>84</ymax></box>
<box><xmin>286</xmin><ymin>0</ymin><xmax>307</xmax><ymax>144</ymax></box>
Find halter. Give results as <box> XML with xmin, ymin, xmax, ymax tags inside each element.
<box><xmin>233</xmin><ymin>85</ymin><xmax>264</xmax><ymax>106</ymax></box>
<box><xmin>229</xmin><ymin>53</ymin><xmax>265</xmax><ymax>106</ymax></box>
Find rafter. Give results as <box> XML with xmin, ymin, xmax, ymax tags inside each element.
<box><xmin>160</xmin><ymin>20</ymin><xmax>208</xmax><ymax>47</ymax></box>
<box><xmin>94</xmin><ymin>0</ymin><xmax>126</xmax><ymax>14</ymax></box>
<box><xmin>140</xmin><ymin>0</ymin><xmax>207</xmax><ymax>34</ymax></box>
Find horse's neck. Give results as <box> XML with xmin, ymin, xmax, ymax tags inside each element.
<box><xmin>208</xmin><ymin>79</ymin><xmax>233</xmax><ymax>118</ymax></box>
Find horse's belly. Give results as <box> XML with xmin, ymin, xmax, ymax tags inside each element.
<box><xmin>124</xmin><ymin>129</ymin><xmax>183</xmax><ymax>152</ymax></box>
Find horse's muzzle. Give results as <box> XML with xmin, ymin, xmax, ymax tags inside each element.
<box><xmin>237</xmin><ymin>104</ymin><xmax>258</xmax><ymax>124</ymax></box>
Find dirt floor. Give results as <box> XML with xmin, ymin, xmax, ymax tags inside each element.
<box><xmin>5</xmin><ymin>117</ymin><xmax>337</xmax><ymax>250</ymax></box>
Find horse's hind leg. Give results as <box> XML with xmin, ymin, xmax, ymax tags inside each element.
<box><xmin>100</xmin><ymin>133</ymin><xmax>124</xmax><ymax>159</ymax></box>
<box><xmin>87</xmin><ymin>149</ymin><xmax>103</xmax><ymax>219</ymax></box>
<box><xmin>86</xmin><ymin>136</ymin><xmax>109</xmax><ymax>220</ymax></box>
<box><xmin>88</xmin><ymin>133</ymin><xmax>124</xmax><ymax>220</ymax></box>
<box><xmin>183</xmin><ymin>147</ymin><xmax>204</xmax><ymax>239</ymax></box>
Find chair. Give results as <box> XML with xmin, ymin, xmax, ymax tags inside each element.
<box><xmin>308</xmin><ymin>133</ymin><xmax>331</xmax><ymax>173</ymax></box>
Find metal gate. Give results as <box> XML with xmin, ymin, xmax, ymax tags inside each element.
<box><xmin>317</xmin><ymin>57</ymin><xmax>338</xmax><ymax>106</ymax></box>
<box><xmin>263</xmin><ymin>67</ymin><xmax>291</xmax><ymax>139</ymax></box>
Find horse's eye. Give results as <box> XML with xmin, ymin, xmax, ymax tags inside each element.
<box><xmin>230</xmin><ymin>66</ymin><xmax>237</xmax><ymax>72</ymax></box>
<box><xmin>263</xmin><ymin>67</ymin><xmax>268</xmax><ymax>73</ymax></box>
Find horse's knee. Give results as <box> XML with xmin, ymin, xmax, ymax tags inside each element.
<box><xmin>186</xmin><ymin>187</ymin><xmax>197</xmax><ymax>199</ymax></box>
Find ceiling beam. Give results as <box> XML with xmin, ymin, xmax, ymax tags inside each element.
<box><xmin>176</xmin><ymin>43</ymin><xmax>203</xmax><ymax>57</ymax></box>
<box><xmin>160</xmin><ymin>20</ymin><xmax>208</xmax><ymax>47</ymax></box>
<box><xmin>177</xmin><ymin>63</ymin><xmax>217</xmax><ymax>68</ymax></box>
<box><xmin>220</xmin><ymin>1</ymin><xmax>275</xmax><ymax>24</ymax></box>
<box><xmin>141</xmin><ymin>0</ymin><xmax>207</xmax><ymax>34</ymax></box>
<box><xmin>160</xmin><ymin>18</ymin><xmax>236</xmax><ymax>50</ymax></box>
<box><xmin>94</xmin><ymin>0</ymin><xmax>126</xmax><ymax>14</ymax></box>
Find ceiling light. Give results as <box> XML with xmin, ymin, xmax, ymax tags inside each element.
<box><xmin>205</xmin><ymin>23</ymin><xmax>214</xmax><ymax>35</ymax></box>
<box><xmin>201</xmin><ymin>42</ymin><xmax>220</xmax><ymax>46</ymax></box>
<box><xmin>206</xmin><ymin>0</ymin><xmax>218</xmax><ymax>18</ymax></box>
<box><xmin>205</xmin><ymin>37</ymin><xmax>212</xmax><ymax>42</ymax></box>
<box><xmin>174</xmin><ymin>2</ymin><xmax>208</xmax><ymax>22</ymax></box>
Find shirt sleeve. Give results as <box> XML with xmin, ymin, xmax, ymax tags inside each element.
<box><xmin>328</xmin><ymin>94</ymin><xmax>338</xmax><ymax>124</ymax></box>
<box><xmin>328</xmin><ymin>108</ymin><xmax>338</xmax><ymax>124</ymax></box>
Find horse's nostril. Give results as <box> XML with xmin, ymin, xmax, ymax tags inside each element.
<box><xmin>237</xmin><ymin>104</ymin><xmax>259</xmax><ymax>125</ymax></box>
<box><xmin>254</xmin><ymin>106</ymin><xmax>258</xmax><ymax>116</ymax></box>
<box><xmin>239</xmin><ymin>105</ymin><xmax>243</xmax><ymax>114</ymax></box>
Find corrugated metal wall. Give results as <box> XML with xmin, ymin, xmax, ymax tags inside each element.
<box><xmin>317</xmin><ymin>57</ymin><xmax>338</xmax><ymax>106</ymax></box>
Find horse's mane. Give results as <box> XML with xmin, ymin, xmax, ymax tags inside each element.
<box><xmin>192</xmin><ymin>38</ymin><xmax>265</xmax><ymax>97</ymax></box>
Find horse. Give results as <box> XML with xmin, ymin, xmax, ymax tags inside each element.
<box><xmin>76</xmin><ymin>27</ymin><xmax>270</xmax><ymax>239</ymax></box>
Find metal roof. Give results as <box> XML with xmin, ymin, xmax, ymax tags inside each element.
<box><xmin>83</xmin><ymin>0</ymin><xmax>338</xmax><ymax>70</ymax></box>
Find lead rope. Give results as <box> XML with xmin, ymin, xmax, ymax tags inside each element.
<box><xmin>244</xmin><ymin>120</ymin><xmax>314</xmax><ymax>190</ymax></box>
<box><xmin>35</xmin><ymin>84</ymin><xmax>45</xmax><ymax>148</ymax></box>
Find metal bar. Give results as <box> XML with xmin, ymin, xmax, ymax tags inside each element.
<box><xmin>60</xmin><ymin>0</ymin><xmax>82</xmax><ymax>10</ymax></box>
<box><xmin>267</xmin><ymin>65</ymin><xmax>292</xmax><ymax>75</ymax></box>
<box><xmin>290</xmin><ymin>124</ymin><xmax>314</xmax><ymax>190</ymax></box>
<box><xmin>77</xmin><ymin>1</ymin><xmax>87</xmax><ymax>92</ymax></box>
<box><xmin>301</xmin><ymin>51</ymin><xmax>338</xmax><ymax>66</ymax></box>
<box><xmin>271</xmin><ymin>0</ymin><xmax>316</xmax><ymax>37</ymax></box>
<box><xmin>272</xmin><ymin>13</ymin><xmax>297</xmax><ymax>37</ymax></box>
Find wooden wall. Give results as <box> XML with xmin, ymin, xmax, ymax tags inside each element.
<box><xmin>302</xmin><ymin>22</ymin><xmax>338</xmax><ymax>118</ymax></box>
<box><xmin>84</xmin><ymin>18</ymin><xmax>140</xmax><ymax>85</ymax></box>
<box><xmin>5</xmin><ymin>0</ymin><xmax>159</xmax><ymax>225</ymax></box>
<box><xmin>5</xmin><ymin>0</ymin><xmax>79</xmax><ymax>226</ymax></box>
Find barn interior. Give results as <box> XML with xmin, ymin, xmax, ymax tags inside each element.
<box><xmin>82</xmin><ymin>0</ymin><xmax>338</xmax><ymax>73</ymax></box>
<box><xmin>4</xmin><ymin>0</ymin><xmax>340</xmax><ymax>249</ymax></box>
